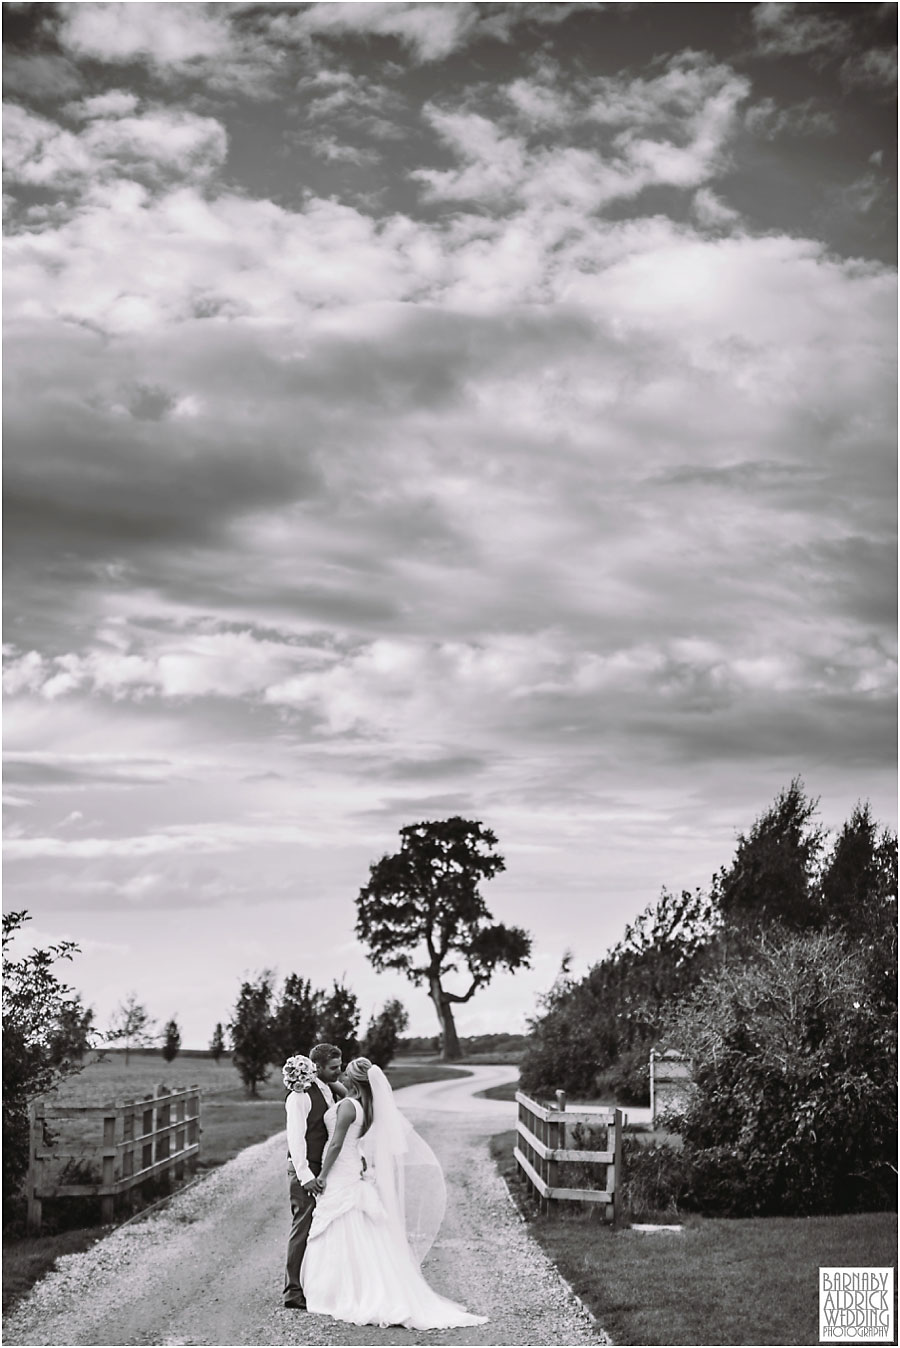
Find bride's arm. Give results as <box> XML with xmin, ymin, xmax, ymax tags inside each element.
<box><xmin>318</xmin><ymin>1099</ymin><xmax>357</xmax><ymax>1185</ymax></box>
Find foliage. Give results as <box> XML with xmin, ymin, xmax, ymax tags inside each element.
<box><xmin>620</xmin><ymin>1136</ymin><xmax>693</xmax><ymax>1220</ymax></box>
<box><xmin>315</xmin><ymin>979</ymin><xmax>360</xmax><ymax>1063</ymax></box>
<box><xmin>209</xmin><ymin>1022</ymin><xmax>226</xmax><ymax>1062</ymax></box>
<box><xmin>46</xmin><ymin>1001</ymin><xmax>96</xmax><ymax>1065</ymax></box>
<box><xmin>2</xmin><ymin>912</ymin><xmax>95</xmax><ymax>1207</ymax></box>
<box><xmin>820</xmin><ymin>804</ymin><xmax>897</xmax><ymax>1005</ymax></box>
<box><xmin>161</xmin><ymin>1018</ymin><xmax>181</xmax><ymax>1063</ymax></box>
<box><xmin>107</xmin><ymin>993</ymin><xmax>156</xmax><ymax>1065</ymax></box>
<box><xmin>228</xmin><ymin>972</ymin><xmax>276</xmax><ymax>1097</ymax></box>
<box><xmin>521</xmin><ymin>888</ymin><xmax>718</xmax><ymax>1099</ymax></box>
<box><xmin>664</xmin><ymin>927</ymin><xmax>896</xmax><ymax>1216</ymax></box>
<box><xmin>361</xmin><ymin>999</ymin><xmax>409</xmax><ymax>1068</ymax></box>
<box><xmin>356</xmin><ymin>817</ymin><xmax>531</xmax><ymax>1059</ymax></box>
<box><xmin>713</xmin><ymin>777</ymin><xmax>825</xmax><ymax>934</ymax></box>
<box><xmin>270</xmin><ymin>974</ymin><xmax>319</xmax><ymax>1062</ymax></box>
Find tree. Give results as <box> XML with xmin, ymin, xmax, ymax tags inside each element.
<box><xmin>520</xmin><ymin>888</ymin><xmax>720</xmax><ymax>1101</ymax></box>
<box><xmin>361</xmin><ymin>999</ymin><xmax>409</xmax><ymax>1068</ymax></box>
<box><xmin>161</xmin><ymin>1018</ymin><xmax>181</xmax><ymax>1063</ymax></box>
<box><xmin>108</xmin><ymin>993</ymin><xmax>156</xmax><ymax>1064</ymax></box>
<box><xmin>209</xmin><ymin>1022</ymin><xmax>226</xmax><ymax>1063</ymax></box>
<box><xmin>713</xmin><ymin>778</ymin><xmax>825</xmax><ymax>933</ymax></box>
<box><xmin>271</xmin><ymin>974</ymin><xmax>319</xmax><ymax>1063</ymax></box>
<box><xmin>316</xmin><ymin>979</ymin><xmax>360</xmax><ymax>1063</ymax></box>
<box><xmin>2</xmin><ymin>911</ymin><xmax>94</xmax><ymax>1204</ymax></box>
<box><xmin>356</xmin><ymin>817</ymin><xmax>531</xmax><ymax>1060</ymax></box>
<box><xmin>228</xmin><ymin>972</ymin><xmax>275</xmax><ymax>1096</ymax></box>
<box><xmin>47</xmin><ymin>1001</ymin><xmax>96</xmax><ymax>1066</ymax></box>
<box><xmin>821</xmin><ymin>803</ymin><xmax>897</xmax><ymax>942</ymax></box>
<box><xmin>664</xmin><ymin>928</ymin><xmax>896</xmax><ymax>1216</ymax></box>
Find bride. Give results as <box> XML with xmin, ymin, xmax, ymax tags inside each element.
<box><xmin>300</xmin><ymin>1056</ymin><xmax>487</xmax><ymax>1329</ymax></box>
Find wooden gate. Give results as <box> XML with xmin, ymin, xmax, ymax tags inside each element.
<box><xmin>26</xmin><ymin>1083</ymin><xmax>200</xmax><ymax>1233</ymax></box>
<box><xmin>515</xmin><ymin>1090</ymin><xmax>623</xmax><ymax>1224</ymax></box>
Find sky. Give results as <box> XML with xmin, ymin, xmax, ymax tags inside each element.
<box><xmin>3</xmin><ymin>1</ymin><xmax>897</xmax><ymax>1051</ymax></box>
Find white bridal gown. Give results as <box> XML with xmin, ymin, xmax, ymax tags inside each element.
<box><xmin>300</xmin><ymin>1099</ymin><xmax>486</xmax><ymax>1330</ymax></box>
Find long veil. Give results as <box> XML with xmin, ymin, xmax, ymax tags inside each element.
<box><xmin>360</xmin><ymin>1065</ymin><xmax>447</xmax><ymax>1264</ymax></box>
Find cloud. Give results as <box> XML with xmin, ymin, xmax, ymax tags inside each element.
<box><xmin>57</xmin><ymin>2</ymin><xmax>232</xmax><ymax>67</ymax></box>
<box><xmin>750</xmin><ymin>3</ymin><xmax>851</xmax><ymax>57</ymax></box>
<box><xmin>3</xmin><ymin>103</ymin><xmax>227</xmax><ymax>193</ymax></box>
<box><xmin>415</xmin><ymin>54</ymin><xmax>750</xmax><ymax>209</ymax></box>
<box><xmin>744</xmin><ymin>96</ymin><xmax>838</xmax><ymax>139</ymax></box>
<box><xmin>840</xmin><ymin>45</ymin><xmax>898</xmax><ymax>98</ymax></box>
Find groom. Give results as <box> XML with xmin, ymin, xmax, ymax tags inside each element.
<box><xmin>283</xmin><ymin>1042</ymin><xmax>346</xmax><ymax>1310</ymax></box>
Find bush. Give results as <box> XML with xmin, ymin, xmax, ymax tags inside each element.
<box><xmin>620</xmin><ymin>1137</ymin><xmax>692</xmax><ymax>1220</ymax></box>
<box><xmin>665</xmin><ymin>927</ymin><xmax>897</xmax><ymax>1216</ymax></box>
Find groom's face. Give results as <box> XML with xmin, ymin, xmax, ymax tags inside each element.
<box><xmin>317</xmin><ymin>1053</ymin><xmax>343</xmax><ymax>1084</ymax></box>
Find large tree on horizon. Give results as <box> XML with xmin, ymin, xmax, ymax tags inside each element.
<box><xmin>355</xmin><ymin>818</ymin><xmax>531</xmax><ymax>1060</ymax></box>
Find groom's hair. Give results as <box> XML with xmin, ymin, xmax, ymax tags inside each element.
<box><xmin>310</xmin><ymin>1043</ymin><xmax>341</xmax><ymax>1066</ymax></box>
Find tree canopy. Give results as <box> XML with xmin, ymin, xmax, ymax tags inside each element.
<box><xmin>356</xmin><ymin>817</ymin><xmax>531</xmax><ymax>1059</ymax></box>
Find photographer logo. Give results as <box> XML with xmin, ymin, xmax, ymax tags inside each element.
<box><xmin>820</xmin><ymin>1268</ymin><xmax>894</xmax><ymax>1343</ymax></box>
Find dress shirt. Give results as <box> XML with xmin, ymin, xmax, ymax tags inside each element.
<box><xmin>286</xmin><ymin>1079</ymin><xmax>335</xmax><ymax>1184</ymax></box>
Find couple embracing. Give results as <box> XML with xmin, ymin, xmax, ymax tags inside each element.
<box><xmin>283</xmin><ymin>1043</ymin><xmax>487</xmax><ymax>1330</ymax></box>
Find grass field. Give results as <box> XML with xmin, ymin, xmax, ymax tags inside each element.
<box><xmin>3</xmin><ymin>1053</ymin><xmax>470</xmax><ymax>1312</ymax></box>
<box><xmin>490</xmin><ymin>1129</ymin><xmax>898</xmax><ymax>1345</ymax></box>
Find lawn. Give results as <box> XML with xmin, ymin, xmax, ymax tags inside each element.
<box><xmin>491</xmin><ymin>1129</ymin><xmax>898</xmax><ymax>1346</ymax></box>
<box><xmin>4</xmin><ymin>1054</ymin><xmax>469</xmax><ymax>1312</ymax></box>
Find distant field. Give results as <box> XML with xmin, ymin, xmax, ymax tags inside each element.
<box><xmin>48</xmin><ymin>1052</ymin><xmax>251</xmax><ymax>1106</ymax></box>
<box><xmin>36</xmin><ymin>1053</ymin><xmax>471</xmax><ymax>1175</ymax></box>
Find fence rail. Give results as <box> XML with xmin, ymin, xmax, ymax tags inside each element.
<box><xmin>26</xmin><ymin>1083</ymin><xmax>200</xmax><ymax>1233</ymax></box>
<box><xmin>514</xmin><ymin>1090</ymin><xmax>623</xmax><ymax>1223</ymax></box>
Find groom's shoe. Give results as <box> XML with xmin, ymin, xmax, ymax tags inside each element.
<box><xmin>283</xmin><ymin>1299</ymin><xmax>307</xmax><ymax>1311</ymax></box>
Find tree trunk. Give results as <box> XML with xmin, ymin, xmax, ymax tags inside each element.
<box><xmin>429</xmin><ymin>979</ymin><xmax>463</xmax><ymax>1060</ymax></box>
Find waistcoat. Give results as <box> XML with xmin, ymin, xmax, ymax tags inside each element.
<box><xmin>287</xmin><ymin>1081</ymin><xmax>330</xmax><ymax>1174</ymax></box>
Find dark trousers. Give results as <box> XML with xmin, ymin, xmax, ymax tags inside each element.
<box><xmin>284</xmin><ymin>1170</ymin><xmax>316</xmax><ymax>1304</ymax></box>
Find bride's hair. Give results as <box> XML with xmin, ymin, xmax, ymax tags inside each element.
<box><xmin>345</xmin><ymin>1057</ymin><xmax>375</xmax><ymax>1134</ymax></box>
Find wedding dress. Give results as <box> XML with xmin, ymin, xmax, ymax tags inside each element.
<box><xmin>300</xmin><ymin>1078</ymin><xmax>486</xmax><ymax>1329</ymax></box>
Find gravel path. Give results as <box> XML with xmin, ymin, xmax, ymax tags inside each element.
<box><xmin>5</xmin><ymin>1067</ymin><xmax>607</xmax><ymax>1347</ymax></box>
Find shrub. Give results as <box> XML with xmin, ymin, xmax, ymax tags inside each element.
<box><xmin>665</xmin><ymin>927</ymin><xmax>896</xmax><ymax>1216</ymax></box>
<box><xmin>620</xmin><ymin>1137</ymin><xmax>692</xmax><ymax>1220</ymax></box>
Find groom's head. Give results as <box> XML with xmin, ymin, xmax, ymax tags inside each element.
<box><xmin>310</xmin><ymin>1042</ymin><xmax>342</xmax><ymax>1084</ymax></box>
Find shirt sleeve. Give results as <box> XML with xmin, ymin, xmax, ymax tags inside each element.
<box><xmin>286</xmin><ymin>1090</ymin><xmax>313</xmax><ymax>1184</ymax></box>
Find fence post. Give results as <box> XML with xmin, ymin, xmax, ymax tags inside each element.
<box><xmin>545</xmin><ymin>1092</ymin><xmax>565</xmax><ymax>1218</ymax></box>
<box><xmin>188</xmin><ymin>1088</ymin><xmax>199</xmax><ymax>1176</ymax></box>
<box><xmin>649</xmin><ymin>1049</ymin><xmax>655</xmax><ymax>1125</ymax></box>
<box><xmin>26</xmin><ymin>1103</ymin><xmax>44</xmax><ymax>1234</ymax></box>
<box><xmin>610</xmin><ymin>1107</ymin><xmax>624</xmax><ymax>1227</ymax></box>
<box><xmin>101</xmin><ymin>1113</ymin><xmax>117</xmax><ymax>1224</ymax></box>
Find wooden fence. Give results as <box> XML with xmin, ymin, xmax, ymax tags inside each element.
<box><xmin>26</xmin><ymin>1083</ymin><xmax>201</xmax><ymax>1233</ymax></box>
<box><xmin>515</xmin><ymin>1090</ymin><xmax>623</xmax><ymax>1224</ymax></box>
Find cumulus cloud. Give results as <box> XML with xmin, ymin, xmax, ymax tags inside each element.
<box><xmin>415</xmin><ymin>54</ymin><xmax>750</xmax><ymax>209</ymax></box>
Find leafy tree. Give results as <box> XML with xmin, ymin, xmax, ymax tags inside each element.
<box><xmin>2</xmin><ymin>911</ymin><xmax>95</xmax><ymax>1205</ymax></box>
<box><xmin>271</xmin><ymin>974</ymin><xmax>319</xmax><ymax>1062</ymax></box>
<box><xmin>209</xmin><ymin>1022</ymin><xmax>226</xmax><ymax>1063</ymax></box>
<box><xmin>47</xmin><ymin>1001</ymin><xmax>96</xmax><ymax>1066</ymax></box>
<box><xmin>316</xmin><ymin>979</ymin><xmax>360</xmax><ymax>1063</ymax></box>
<box><xmin>713</xmin><ymin>777</ymin><xmax>825</xmax><ymax>933</ymax></box>
<box><xmin>108</xmin><ymin>993</ymin><xmax>156</xmax><ymax>1064</ymax></box>
<box><xmin>161</xmin><ymin>1018</ymin><xmax>181</xmax><ymax>1063</ymax></box>
<box><xmin>521</xmin><ymin>889</ymin><xmax>719</xmax><ymax>1100</ymax></box>
<box><xmin>664</xmin><ymin>927</ymin><xmax>896</xmax><ymax>1216</ymax></box>
<box><xmin>361</xmin><ymin>998</ymin><xmax>409</xmax><ymax>1068</ymax></box>
<box><xmin>356</xmin><ymin>817</ymin><xmax>531</xmax><ymax>1060</ymax></box>
<box><xmin>821</xmin><ymin>803</ymin><xmax>897</xmax><ymax>944</ymax></box>
<box><xmin>228</xmin><ymin>972</ymin><xmax>275</xmax><ymax>1096</ymax></box>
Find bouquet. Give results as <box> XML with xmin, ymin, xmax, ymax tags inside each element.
<box><xmin>283</xmin><ymin>1054</ymin><xmax>317</xmax><ymax>1093</ymax></box>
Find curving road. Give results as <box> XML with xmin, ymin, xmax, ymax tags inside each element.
<box><xmin>5</xmin><ymin>1065</ymin><xmax>605</xmax><ymax>1346</ymax></box>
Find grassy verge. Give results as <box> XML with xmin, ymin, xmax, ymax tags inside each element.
<box><xmin>490</xmin><ymin>1130</ymin><xmax>898</xmax><ymax>1346</ymax></box>
<box><xmin>3</xmin><ymin>1059</ymin><xmax>467</xmax><ymax>1312</ymax></box>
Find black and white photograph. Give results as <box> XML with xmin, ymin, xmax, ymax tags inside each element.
<box><xmin>3</xmin><ymin>2</ymin><xmax>897</xmax><ymax>1345</ymax></box>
